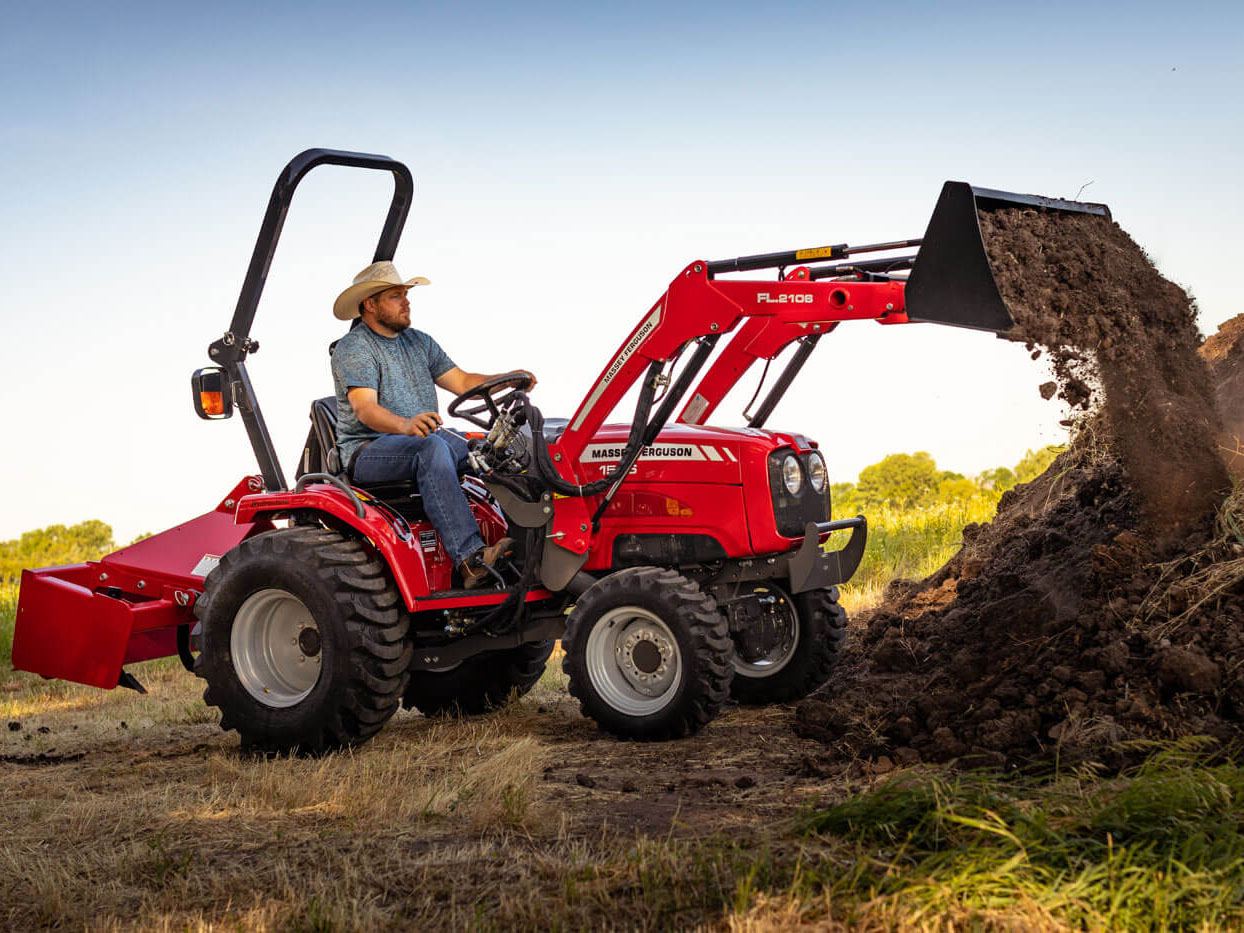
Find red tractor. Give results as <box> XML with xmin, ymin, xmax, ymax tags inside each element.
<box><xmin>12</xmin><ymin>150</ymin><xmax>1109</xmax><ymax>753</ymax></box>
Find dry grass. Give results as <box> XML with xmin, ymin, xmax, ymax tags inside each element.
<box><xmin>0</xmin><ymin>682</ymin><xmax>557</xmax><ymax>929</ymax></box>
<box><xmin>0</xmin><ymin>655</ymin><xmax>855</xmax><ymax>930</ymax></box>
<box><xmin>4</xmin><ymin>638</ymin><xmax>1244</xmax><ymax>928</ymax></box>
<box><xmin>1138</xmin><ymin>481</ymin><xmax>1244</xmax><ymax>638</ymax></box>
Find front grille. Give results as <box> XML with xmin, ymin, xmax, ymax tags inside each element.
<box><xmin>767</xmin><ymin>449</ymin><xmax>830</xmax><ymax>537</ymax></box>
<box><xmin>613</xmin><ymin>534</ymin><xmax>727</xmax><ymax>569</ymax></box>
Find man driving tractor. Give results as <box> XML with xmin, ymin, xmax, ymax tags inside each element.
<box><xmin>331</xmin><ymin>261</ymin><xmax>537</xmax><ymax>587</ymax></box>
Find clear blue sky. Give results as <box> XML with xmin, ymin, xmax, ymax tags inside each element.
<box><xmin>1</xmin><ymin>1</ymin><xmax>1241</xmax><ymax>541</ymax></box>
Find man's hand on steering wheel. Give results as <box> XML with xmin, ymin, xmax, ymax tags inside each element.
<box><xmin>447</xmin><ymin>370</ymin><xmax>537</xmax><ymax>430</ymax></box>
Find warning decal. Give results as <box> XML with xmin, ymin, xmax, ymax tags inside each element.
<box><xmin>190</xmin><ymin>554</ymin><xmax>221</xmax><ymax>578</ymax></box>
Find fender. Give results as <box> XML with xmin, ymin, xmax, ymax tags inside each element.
<box><xmin>235</xmin><ymin>482</ymin><xmax>436</xmax><ymax>608</ymax></box>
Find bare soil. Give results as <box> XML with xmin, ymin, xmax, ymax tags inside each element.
<box><xmin>796</xmin><ymin>214</ymin><xmax>1241</xmax><ymax>768</ymax></box>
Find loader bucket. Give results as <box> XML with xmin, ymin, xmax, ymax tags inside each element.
<box><xmin>905</xmin><ymin>181</ymin><xmax>1112</xmax><ymax>334</ymax></box>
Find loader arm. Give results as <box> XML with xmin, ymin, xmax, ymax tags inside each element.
<box><xmin>678</xmin><ymin>268</ymin><xmax>909</xmax><ymax>427</ymax></box>
<box><xmin>541</xmin><ymin>265</ymin><xmax>910</xmax><ymax>555</ymax></box>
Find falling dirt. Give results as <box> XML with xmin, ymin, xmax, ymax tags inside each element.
<box><xmin>796</xmin><ymin>213</ymin><xmax>1241</xmax><ymax>769</ymax></box>
<box><xmin>979</xmin><ymin>207</ymin><xmax>1229</xmax><ymax>538</ymax></box>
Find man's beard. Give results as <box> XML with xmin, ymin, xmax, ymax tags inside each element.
<box><xmin>378</xmin><ymin>308</ymin><xmax>410</xmax><ymax>333</ymax></box>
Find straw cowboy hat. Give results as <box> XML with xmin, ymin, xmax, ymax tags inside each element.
<box><xmin>333</xmin><ymin>261</ymin><xmax>430</xmax><ymax>321</ymax></box>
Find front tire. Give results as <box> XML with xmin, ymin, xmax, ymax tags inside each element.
<box><xmin>403</xmin><ymin>640</ymin><xmax>555</xmax><ymax>716</ymax></box>
<box><xmin>194</xmin><ymin>527</ymin><xmax>411</xmax><ymax>755</ymax></box>
<box><xmin>562</xmin><ymin>567</ymin><xmax>733</xmax><ymax>740</ymax></box>
<box><xmin>728</xmin><ymin>585</ymin><xmax>847</xmax><ymax>704</ymax></box>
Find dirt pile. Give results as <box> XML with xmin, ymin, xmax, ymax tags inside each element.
<box><xmin>796</xmin><ymin>212</ymin><xmax>1240</xmax><ymax>768</ymax></box>
<box><xmin>1202</xmin><ymin>312</ymin><xmax>1244</xmax><ymax>479</ymax></box>
<box><xmin>798</xmin><ymin>435</ymin><xmax>1244</xmax><ymax>768</ymax></box>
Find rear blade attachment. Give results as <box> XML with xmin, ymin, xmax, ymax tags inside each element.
<box><xmin>905</xmin><ymin>181</ymin><xmax>1111</xmax><ymax>334</ymax></box>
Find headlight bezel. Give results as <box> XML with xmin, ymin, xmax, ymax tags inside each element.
<box><xmin>806</xmin><ymin>451</ymin><xmax>827</xmax><ymax>494</ymax></box>
<box><xmin>781</xmin><ymin>454</ymin><xmax>803</xmax><ymax>495</ymax></box>
<box><xmin>767</xmin><ymin>445</ymin><xmax>832</xmax><ymax>538</ymax></box>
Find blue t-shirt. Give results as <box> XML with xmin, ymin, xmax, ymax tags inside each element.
<box><xmin>331</xmin><ymin>324</ymin><xmax>457</xmax><ymax>468</ymax></box>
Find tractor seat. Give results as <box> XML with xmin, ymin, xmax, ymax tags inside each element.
<box><xmin>299</xmin><ymin>397</ymin><xmax>425</xmax><ymax>520</ymax></box>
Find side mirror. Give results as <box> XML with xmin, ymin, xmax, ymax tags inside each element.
<box><xmin>192</xmin><ymin>367</ymin><xmax>233</xmax><ymax>420</ymax></box>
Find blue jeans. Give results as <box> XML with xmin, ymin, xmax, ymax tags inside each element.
<box><xmin>350</xmin><ymin>431</ymin><xmax>484</xmax><ymax>563</ymax></box>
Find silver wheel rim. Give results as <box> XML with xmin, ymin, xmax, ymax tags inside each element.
<box><xmin>584</xmin><ymin>606</ymin><xmax>682</xmax><ymax>716</ymax></box>
<box><xmin>230</xmin><ymin>588</ymin><xmax>322</xmax><ymax>708</ymax></box>
<box><xmin>731</xmin><ymin>586</ymin><xmax>800</xmax><ymax>678</ymax></box>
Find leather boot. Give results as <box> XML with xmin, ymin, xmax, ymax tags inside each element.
<box><xmin>461</xmin><ymin>537</ymin><xmax>515</xmax><ymax>590</ymax></box>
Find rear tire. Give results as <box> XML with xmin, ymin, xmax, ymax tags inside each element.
<box><xmin>729</xmin><ymin>585</ymin><xmax>847</xmax><ymax>705</ymax></box>
<box><xmin>403</xmin><ymin>640</ymin><xmax>555</xmax><ymax>716</ymax></box>
<box><xmin>194</xmin><ymin>527</ymin><xmax>411</xmax><ymax>755</ymax></box>
<box><xmin>563</xmin><ymin>567</ymin><xmax>733</xmax><ymax>740</ymax></box>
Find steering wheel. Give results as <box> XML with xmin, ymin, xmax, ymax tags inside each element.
<box><xmin>447</xmin><ymin>371</ymin><xmax>535</xmax><ymax>430</ymax></box>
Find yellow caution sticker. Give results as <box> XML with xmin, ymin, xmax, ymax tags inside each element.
<box><xmin>795</xmin><ymin>246</ymin><xmax>837</xmax><ymax>261</ymax></box>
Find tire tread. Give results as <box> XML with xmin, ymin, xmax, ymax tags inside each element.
<box><xmin>730</xmin><ymin>586</ymin><xmax>847</xmax><ymax>705</ymax></box>
<box><xmin>193</xmin><ymin>527</ymin><xmax>410</xmax><ymax>755</ymax></box>
<box><xmin>562</xmin><ymin>567</ymin><xmax>733</xmax><ymax>740</ymax></box>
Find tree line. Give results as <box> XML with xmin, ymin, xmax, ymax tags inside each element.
<box><xmin>832</xmin><ymin>445</ymin><xmax>1063</xmax><ymax>514</ymax></box>
<box><xmin>0</xmin><ymin>521</ymin><xmax>119</xmax><ymax>583</ymax></box>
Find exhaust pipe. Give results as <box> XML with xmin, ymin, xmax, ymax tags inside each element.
<box><xmin>905</xmin><ymin>181</ymin><xmax>1111</xmax><ymax>334</ymax></box>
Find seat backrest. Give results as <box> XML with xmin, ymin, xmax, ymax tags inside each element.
<box><xmin>298</xmin><ymin>397</ymin><xmax>342</xmax><ymax>479</ymax></box>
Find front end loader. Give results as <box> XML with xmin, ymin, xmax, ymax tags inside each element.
<box><xmin>12</xmin><ymin>150</ymin><xmax>1110</xmax><ymax>752</ymax></box>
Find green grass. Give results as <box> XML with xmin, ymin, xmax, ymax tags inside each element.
<box><xmin>833</xmin><ymin>494</ymin><xmax>999</xmax><ymax>611</ymax></box>
<box><xmin>795</xmin><ymin>737</ymin><xmax>1244</xmax><ymax>929</ymax></box>
<box><xmin>0</xmin><ymin>580</ymin><xmax>16</xmax><ymax>671</ymax></box>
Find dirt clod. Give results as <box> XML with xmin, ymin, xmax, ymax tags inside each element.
<box><xmin>1157</xmin><ymin>645</ymin><xmax>1221</xmax><ymax>695</ymax></box>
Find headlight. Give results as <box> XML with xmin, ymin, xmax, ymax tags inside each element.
<box><xmin>781</xmin><ymin>455</ymin><xmax>803</xmax><ymax>495</ymax></box>
<box><xmin>807</xmin><ymin>452</ymin><xmax>827</xmax><ymax>493</ymax></box>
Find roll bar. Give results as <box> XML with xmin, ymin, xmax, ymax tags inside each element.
<box><xmin>207</xmin><ymin>148</ymin><xmax>415</xmax><ymax>492</ymax></box>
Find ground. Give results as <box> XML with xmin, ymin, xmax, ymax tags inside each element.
<box><xmin>8</xmin><ymin>649</ymin><xmax>1244</xmax><ymax>931</ymax></box>
<box><xmin>0</xmin><ymin>654</ymin><xmax>869</xmax><ymax>931</ymax></box>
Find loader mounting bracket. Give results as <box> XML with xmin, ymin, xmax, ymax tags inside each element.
<box><xmin>709</xmin><ymin>517</ymin><xmax>868</xmax><ymax>594</ymax></box>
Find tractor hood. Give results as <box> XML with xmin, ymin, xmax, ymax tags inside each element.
<box><xmin>577</xmin><ymin>422</ymin><xmax>817</xmax><ymax>485</ymax></box>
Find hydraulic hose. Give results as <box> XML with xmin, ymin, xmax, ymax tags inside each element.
<box><xmin>522</xmin><ymin>359</ymin><xmax>663</xmax><ymax>498</ymax></box>
<box><xmin>462</xmin><ymin>522</ymin><xmax>545</xmax><ymax>637</ymax></box>
<box><xmin>454</xmin><ymin>362</ymin><xmax>664</xmax><ymax>620</ymax></box>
